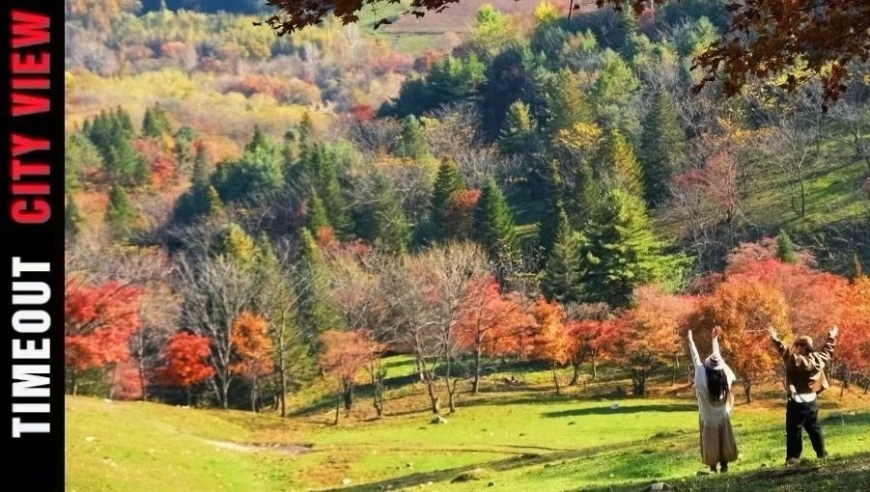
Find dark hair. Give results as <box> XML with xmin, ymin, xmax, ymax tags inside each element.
<box><xmin>705</xmin><ymin>366</ymin><xmax>729</xmax><ymax>404</ymax></box>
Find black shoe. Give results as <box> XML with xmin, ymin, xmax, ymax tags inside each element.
<box><xmin>720</xmin><ymin>463</ymin><xmax>729</xmax><ymax>473</ymax></box>
<box><xmin>817</xmin><ymin>452</ymin><xmax>828</xmax><ymax>459</ymax></box>
<box><xmin>786</xmin><ymin>457</ymin><xmax>801</xmax><ymax>466</ymax></box>
<box><xmin>710</xmin><ymin>465</ymin><xmax>717</xmax><ymax>473</ymax></box>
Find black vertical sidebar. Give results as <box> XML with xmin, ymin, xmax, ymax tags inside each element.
<box><xmin>1</xmin><ymin>0</ymin><xmax>66</xmax><ymax>489</ymax></box>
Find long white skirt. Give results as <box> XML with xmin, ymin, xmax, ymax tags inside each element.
<box><xmin>699</xmin><ymin>417</ymin><xmax>738</xmax><ymax>467</ymax></box>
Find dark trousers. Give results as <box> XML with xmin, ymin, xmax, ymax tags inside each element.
<box><xmin>786</xmin><ymin>399</ymin><xmax>826</xmax><ymax>459</ymax></box>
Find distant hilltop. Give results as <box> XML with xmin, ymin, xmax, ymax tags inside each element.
<box><xmin>378</xmin><ymin>0</ymin><xmax>599</xmax><ymax>34</ymax></box>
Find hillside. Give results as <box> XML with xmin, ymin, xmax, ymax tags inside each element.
<box><xmin>63</xmin><ymin>3</ymin><xmax>870</xmax><ymax>491</ymax></box>
<box><xmin>67</xmin><ymin>373</ymin><xmax>870</xmax><ymax>492</ymax></box>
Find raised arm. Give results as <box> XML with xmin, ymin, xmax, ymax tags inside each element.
<box><xmin>687</xmin><ymin>330</ymin><xmax>702</xmax><ymax>368</ymax></box>
<box><xmin>767</xmin><ymin>326</ymin><xmax>788</xmax><ymax>359</ymax></box>
<box><xmin>808</xmin><ymin>326</ymin><xmax>838</xmax><ymax>370</ymax></box>
<box><xmin>711</xmin><ymin>326</ymin><xmax>723</xmax><ymax>359</ymax></box>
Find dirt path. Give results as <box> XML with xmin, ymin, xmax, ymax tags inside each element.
<box><xmin>204</xmin><ymin>440</ymin><xmax>311</xmax><ymax>455</ymax></box>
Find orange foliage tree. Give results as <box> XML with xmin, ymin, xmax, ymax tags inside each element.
<box><xmin>615</xmin><ymin>285</ymin><xmax>698</xmax><ymax>395</ymax></box>
<box><xmin>637</xmin><ymin>286</ymin><xmax>697</xmax><ymax>386</ymax></box>
<box><xmin>445</xmin><ymin>189</ymin><xmax>481</xmax><ymax>241</ymax></box>
<box><xmin>565</xmin><ymin>318</ymin><xmax>619</xmax><ymax>385</ymax></box>
<box><xmin>529</xmin><ymin>297</ymin><xmax>570</xmax><ymax>394</ymax></box>
<box><xmin>230</xmin><ymin>311</ymin><xmax>275</xmax><ymax>412</ymax></box>
<box><xmin>110</xmin><ymin>361</ymin><xmax>143</xmax><ymax>401</ymax></box>
<box><xmin>134</xmin><ymin>138</ymin><xmax>176</xmax><ymax>188</ymax></box>
<box><xmin>65</xmin><ymin>279</ymin><xmax>142</xmax><ymax>396</ymax></box>
<box><xmin>156</xmin><ymin>331</ymin><xmax>215</xmax><ymax>405</ymax></box>
<box><xmin>727</xmin><ymin>255</ymin><xmax>850</xmax><ymax>345</ymax></box>
<box><xmin>837</xmin><ymin>276</ymin><xmax>870</xmax><ymax>392</ymax></box>
<box><xmin>319</xmin><ymin>329</ymin><xmax>380</xmax><ymax>424</ymax></box>
<box><xmin>454</xmin><ymin>274</ymin><xmax>532</xmax><ymax>394</ymax></box>
<box><xmin>690</xmin><ymin>278</ymin><xmax>791</xmax><ymax>403</ymax></box>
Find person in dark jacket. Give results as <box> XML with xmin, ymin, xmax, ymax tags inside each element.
<box><xmin>767</xmin><ymin>325</ymin><xmax>838</xmax><ymax>465</ymax></box>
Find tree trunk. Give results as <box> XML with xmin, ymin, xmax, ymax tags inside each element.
<box><xmin>251</xmin><ymin>376</ymin><xmax>258</xmax><ymax>413</ymax></box>
<box><xmin>221</xmin><ymin>379</ymin><xmax>230</xmax><ymax>409</ymax></box>
<box><xmin>798</xmin><ymin>177</ymin><xmax>807</xmax><ymax>217</ymax></box>
<box><xmin>417</xmin><ymin>353</ymin><xmax>440</xmax><ymax>414</ymax></box>
<box><xmin>551</xmin><ymin>363</ymin><xmax>561</xmax><ymax>395</ymax></box>
<box><xmin>444</xmin><ymin>346</ymin><xmax>457</xmax><ymax>413</ymax></box>
<box><xmin>472</xmin><ymin>346</ymin><xmax>481</xmax><ymax>395</ymax></box>
<box><xmin>277</xmin><ymin>330</ymin><xmax>287</xmax><ymax>418</ymax></box>
<box><xmin>632</xmin><ymin>368</ymin><xmax>647</xmax><ymax>396</ymax></box>
<box><xmin>138</xmin><ymin>357</ymin><xmax>148</xmax><ymax>401</ymax></box>
<box><xmin>672</xmin><ymin>355</ymin><xmax>679</xmax><ymax>386</ymax></box>
<box><xmin>591</xmin><ymin>358</ymin><xmax>597</xmax><ymax>380</ymax></box>
<box><xmin>186</xmin><ymin>388</ymin><xmax>192</xmax><ymax>407</ymax></box>
<box><xmin>743</xmin><ymin>382</ymin><xmax>752</xmax><ymax>404</ymax></box>
<box><xmin>107</xmin><ymin>364</ymin><xmax>118</xmax><ymax>400</ymax></box>
<box><xmin>370</xmin><ymin>362</ymin><xmax>384</xmax><ymax>418</ymax></box>
<box><xmin>343</xmin><ymin>380</ymin><xmax>354</xmax><ymax>412</ymax></box>
<box><xmin>334</xmin><ymin>391</ymin><xmax>341</xmax><ymax>425</ymax></box>
<box><xmin>448</xmin><ymin>378</ymin><xmax>458</xmax><ymax>413</ymax></box>
<box><xmin>71</xmin><ymin>370</ymin><xmax>78</xmax><ymax>396</ymax></box>
<box><xmin>569</xmin><ymin>360</ymin><xmax>581</xmax><ymax>386</ymax></box>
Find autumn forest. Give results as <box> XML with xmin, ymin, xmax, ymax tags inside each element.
<box><xmin>65</xmin><ymin>1</ymin><xmax>870</xmax><ymax>490</ymax></box>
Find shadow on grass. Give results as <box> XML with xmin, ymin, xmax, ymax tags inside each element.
<box><xmin>314</xmin><ymin>440</ymin><xmax>644</xmax><ymax>492</ymax></box>
<box><xmin>541</xmin><ymin>403</ymin><xmax>698</xmax><ymax>418</ymax></box>
<box><xmin>573</xmin><ymin>452</ymin><xmax>870</xmax><ymax>492</ymax></box>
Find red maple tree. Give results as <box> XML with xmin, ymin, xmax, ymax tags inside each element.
<box><xmin>454</xmin><ymin>275</ymin><xmax>532</xmax><ymax>394</ymax></box>
<box><xmin>65</xmin><ymin>279</ymin><xmax>142</xmax><ymax>395</ymax></box>
<box><xmin>156</xmin><ymin>331</ymin><xmax>215</xmax><ymax>405</ymax></box>
<box><xmin>529</xmin><ymin>297</ymin><xmax>570</xmax><ymax>394</ymax></box>
<box><xmin>690</xmin><ymin>278</ymin><xmax>791</xmax><ymax>403</ymax></box>
<box><xmin>230</xmin><ymin>311</ymin><xmax>275</xmax><ymax>412</ymax></box>
<box><xmin>565</xmin><ymin>318</ymin><xmax>619</xmax><ymax>385</ymax></box>
<box><xmin>320</xmin><ymin>329</ymin><xmax>381</xmax><ymax>423</ymax></box>
<box><xmin>837</xmin><ymin>276</ymin><xmax>870</xmax><ymax>392</ymax></box>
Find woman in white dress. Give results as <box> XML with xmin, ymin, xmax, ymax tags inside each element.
<box><xmin>687</xmin><ymin>327</ymin><xmax>738</xmax><ymax>472</ymax></box>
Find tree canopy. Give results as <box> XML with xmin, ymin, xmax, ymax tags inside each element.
<box><xmin>260</xmin><ymin>0</ymin><xmax>870</xmax><ymax>106</ymax></box>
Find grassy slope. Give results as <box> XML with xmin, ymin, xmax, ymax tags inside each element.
<box><xmin>68</xmin><ymin>358</ymin><xmax>870</xmax><ymax>492</ymax></box>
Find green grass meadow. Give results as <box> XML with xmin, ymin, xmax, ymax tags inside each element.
<box><xmin>67</xmin><ymin>357</ymin><xmax>870</xmax><ymax>492</ymax></box>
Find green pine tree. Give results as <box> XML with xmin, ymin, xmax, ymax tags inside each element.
<box><xmin>596</xmin><ymin>129</ymin><xmax>645</xmax><ymax>199</ymax></box>
<box><xmin>115</xmin><ymin>106</ymin><xmax>136</xmax><ymax>139</ymax></box>
<box><xmin>192</xmin><ymin>144</ymin><xmax>210</xmax><ymax>186</ymax></box>
<box><xmin>541</xmin><ymin>208</ymin><xmax>580</xmax><ymax>303</ymax></box>
<box><xmin>173</xmin><ymin>125</ymin><xmax>197</xmax><ymax>170</ymax></box>
<box><xmin>133</xmin><ymin>155</ymin><xmax>151</xmax><ymax>187</ymax></box>
<box><xmin>537</xmin><ymin>161</ymin><xmax>565</xmax><ymax>265</ymax></box>
<box><xmin>296</xmin><ymin>228</ymin><xmax>343</xmax><ymax>353</ymax></box>
<box><xmin>576</xmin><ymin>188</ymin><xmax>685</xmax><ymax>308</ymax></box>
<box><xmin>310</xmin><ymin>145</ymin><xmax>352</xmax><ymax>238</ymax></box>
<box><xmin>499</xmin><ymin>100</ymin><xmax>538</xmax><ymax>156</ymax></box>
<box><xmin>245</xmin><ymin>125</ymin><xmax>272</xmax><ymax>154</ymax></box>
<box><xmin>305</xmin><ymin>187</ymin><xmax>331</xmax><ymax>234</ymax></box>
<box><xmin>776</xmin><ymin>231</ymin><xmax>798</xmax><ymax>263</ymax></box>
<box><xmin>359</xmin><ymin>174</ymin><xmax>410</xmax><ymax>254</ymax></box>
<box><xmin>105</xmin><ymin>183</ymin><xmax>135</xmax><ymax>241</ymax></box>
<box><xmin>565</xmin><ymin>158</ymin><xmax>599</xmax><ymax>230</ymax></box>
<box><xmin>65</xmin><ymin>195</ymin><xmax>83</xmax><ymax>242</ymax></box>
<box><xmin>105</xmin><ymin>128</ymin><xmax>140</xmax><ymax>185</ymax></box>
<box><xmin>429</xmin><ymin>158</ymin><xmax>466</xmax><ymax>241</ymax></box>
<box><xmin>66</xmin><ymin>133</ymin><xmax>103</xmax><ymax>192</ymax></box>
<box><xmin>639</xmin><ymin>88</ymin><xmax>685</xmax><ymax>207</ymax></box>
<box><xmin>213</xmin><ymin>223</ymin><xmax>257</xmax><ymax>267</ymax></box>
<box><xmin>546</xmin><ymin>68</ymin><xmax>595</xmax><ymax>137</ymax></box>
<box><xmin>142</xmin><ymin>108</ymin><xmax>160</xmax><ymax>138</ymax></box>
<box><xmin>205</xmin><ymin>186</ymin><xmax>223</xmax><ymax>216</ymax></box>
<box><xmin>395</xmin><ymin>115</ymin><xmax>429</xmax><ymax>160</ymax></box>
<box><xmin>472</xmin><ymin>177</ymin><xmax>517</xmax><ymax>263</ymax></box>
